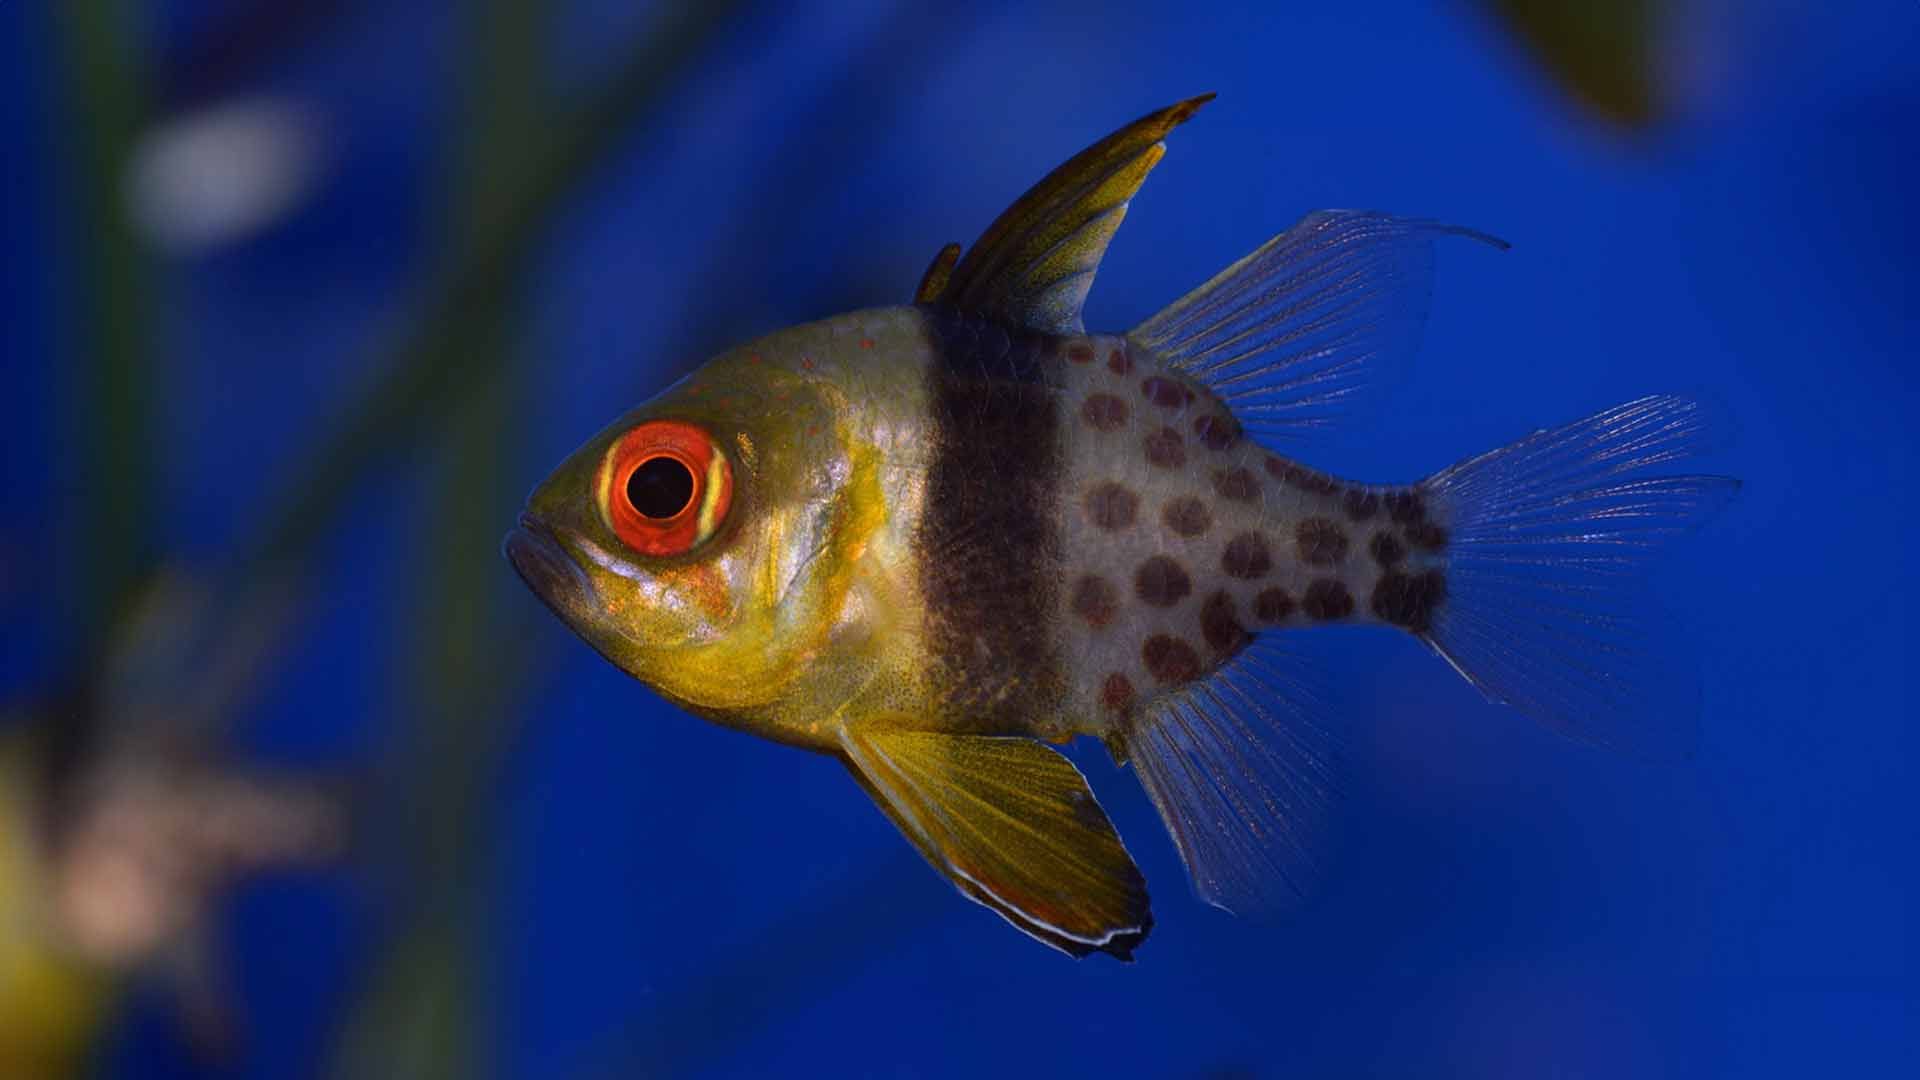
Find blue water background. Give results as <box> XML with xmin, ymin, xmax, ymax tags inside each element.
<box><xmin>3</xmin><ymin>2</ymin><xmax>1914</xmax><ymax>1076</ymax></box>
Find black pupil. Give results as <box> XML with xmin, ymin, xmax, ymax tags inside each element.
<box><xmin>626</xmin><ymin>456</ymin><xmax>695</xmax><ymax>519</ymax></box>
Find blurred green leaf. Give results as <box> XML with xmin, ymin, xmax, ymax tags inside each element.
<box><xmin>1487</xmin><ymin>0</ymin><xmax>1663</xmax><ymax>127</ymax></box>
<box><xmin>235</xmin><ymin>2</ymin><xmax>750</xmax><ymax>590</ymax></box>
<box><xmin>54</xmin><ymin>0</ymin><xmax>155</xmax><ymax>648</ymax></box>
<box><xmin>327</xmin><ymin>3</ymin><xmax>746</xmax><ymax>1076</ymax></box>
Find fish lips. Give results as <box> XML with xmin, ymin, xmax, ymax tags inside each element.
<box><xmin>503</xmin><ymin>512</ymin><xmax>598</xmax><ymax>624</ymax></box>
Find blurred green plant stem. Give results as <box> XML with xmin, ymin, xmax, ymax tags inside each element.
<box><xmin>31</xmin><ymin>1</ymin><xmax>743</xmax><ymax>1075</ymax></box>
<box><xmin>232</xmin><ymin>2</ymin><xmax>746</xmax><ymax>600</ymax></box>
<box><xmin>324</xmin><ymin>4</ymin><xmax>744</xmax><ymax>1078</ymax></box>
<box><xmin>54</xmin><ymin>0</ymin><xmax>154</xmax><ymax>651</ymax></box>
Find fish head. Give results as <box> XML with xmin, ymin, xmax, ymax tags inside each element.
<box><xmin>505</xmin><ymin>346</ymin><xmax>877</xmax><ymax>727</ymax></box>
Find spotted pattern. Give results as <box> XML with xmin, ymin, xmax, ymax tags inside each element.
<box><xmin>1254</xmin><ymin>587</ymin><xmax>1294</xmax><ymax>623</ymax></box>
<box><xmin>1135</xmin><ymin>556</ymin><xmax>1193</xmax><ymax>607</ymax></box>
<box><xmin>1369</xmin><ymin>530</ymin><xmax>1406</xmax><ymax>568</ymax></box>
<box><xmin>1222</xmin><ymin>532</ymin><xmax>1272</xmax><ymax>579</ymax></box>
<box><xmin>1161</xmin><ymin>496</ymin><xmax>1212</xmax><ymax>537</ymax></box>
<box><xmin>1372</xmin><ymin>569</ymin><xmax>1446</xmax><ymax>633</ymax></box>
<box><xmin>1301</xmin><ymin>579</ymin><xmax>1354</xmax><ymax>620</ymax></box>
<box><xmin>1200</xmin><ymin>591</ymin><xmax>1251</xmax><ymax>655</ymax></box>
<box><xmin>1142</xmin><ymin>635</ymin><xmax>1202</xmax><ymax>684</ymax></box>
<box><xmin>1192</xmin><ymin>414</ymin><xmax>1239</xmax><ymax>451</ymax></box>
<box><xmin>1295</xmin><ymin>517</ymin><xmax>1349</xmax><ymax>566</ymax></box>
<box><xmin>1141</xmin><ymin>376</ymin><xmax>1186</xmax><ymax>409</ymax></box>
<box><xmin>1085</xmin><ymin>482</ymin><xmax>1138</xmax><ymax>530</ymax></box>
<box><xmin>1046</xmin><ymin>332</ymin><xmax>1453</xmax><ymax>731</ymax></box>
<box><xmin>1143</xmin><ymin>427</ymin><xmax>1186</xmax><ymax>469</ymax></box>
<box><xmin>1081</xmin><ymin>393</ymin><xmax>1128</xmax><ymax>431</ymax></box>
<box><xmin>1384</xmin><ymin>491</ymin><xmax>1427</xmax><ymax>524</ymax></box>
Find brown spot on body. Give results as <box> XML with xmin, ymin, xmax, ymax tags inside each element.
<box><xmin>1141</xmin><ymin>376</ymin><xmax>1186</xmax><ymax>409</ymax></box>
<box><xmin>1081</xmin><ymin>393</ymin><xmax>1128</xmax><ymax>431</ymax></box>
<box><xmin>1085</xmin><ymin>482</ymin><xmax>1138</xmax><ymax>530</ymax></box>
<box><xmin>1142</xmin><ymin>635</ymin><xmax>1203</xmax><ymax>684</ymax></box>
<box><xmin>1254</xmin><ymin>587</ymin><xmax>1295</xmax><ymax>623</ymax></box>
<box><xmin>1192</xmin><ymin>414</ymin><xmax>1240</xmax><ymax>451</ymax></box>
<box><xmin>1161</xmin><ymin>496</ymin><xmax>1212</xmax><ymax>537</ymax></box>
<box><xmin>1301</xmin><ymin>579</ymin><xmax>1354</xmax><ymax>620</ymax></box>
<box><xmin>1404</xmin><ymin>521</ymin><xmax>1449</xmax><ymax>551</ymax></box>
<box><xmin>1221</xmin><ymin>532</ymin><xmax>1272</xmax><ymax>579</ymax></box>
<box><xmin>1212</xmin><ymin>467</ymin><xmax>1258</xmax><ymax>502</ymax></box>
<box><xmin>1200</xmin><ymin>591</ymin><xmax>1252</xmax><ymax>655</ymax></box>
<box><xmin>1143</xmin><ymin>427</ymin><xmax>1186</xmax><ymax>469</ymax></box>
<box><xmin>1295</xmin><ymin>517</ymin><xmax>1350</xmax><ymax>566</ymax></box>
<box><xmin>1343</xmin><ymin>490</ymin><xmax>1380</xmax><ymax>521</ymax></box>
<box><xmin>1100</xmin><ymin>672</ymin><xmax>1136</xmax><ymax>711</ymax></box>
<box><xmin>1372</xmin><ymin>570</ymin><xmax>1446</xmax><ymax>632</ymax></box>
<box><xmin>1266</xmin><ymin>456</ymin><xmax>1341</xmax><ymax>496</ymax></box>
<box><xmin>1134</xmin><ymin>556</ymin><xmax>1192</xmax><ymax>607</ymax></box>
<box><xmin>1369</xmin><ymin>530</ymin><xmax>1406</xmax><ymax>567</ymax></box>
<box><xmin>1072</xmin><ymin>575</ymin><xmax>1119</xmax><ymax>627</ymax></box>
<box><xmin>1066</xmin><ymin>341</ymin><xmax>1095</xmax><ymax>364</ymax></box>
<box><xmin>1107</xmin><ymin>348</ymin><xmax>1132</xmax><ymax>375</ymax></box>
<box><xmin>1384</xmin><ymin>491</ymin><xmax>1427</xmax><ymax>524</ymax></box>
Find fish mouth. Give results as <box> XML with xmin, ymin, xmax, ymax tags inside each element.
<box><xmin>504</xmin><ymin>512</ymin><xmax>597</xmax><ymax>620</ymax></box>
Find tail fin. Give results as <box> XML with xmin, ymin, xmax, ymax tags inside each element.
<box><xmin>1418</xmin><ymin>395</ymin><xmax>1739</xmax><ymax>758</ymax></box>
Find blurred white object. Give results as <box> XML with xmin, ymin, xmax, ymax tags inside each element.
<box><xmin>126</xmin><ymin>98</ymin><xmax>324</xmax><ymax>253</ymax></box>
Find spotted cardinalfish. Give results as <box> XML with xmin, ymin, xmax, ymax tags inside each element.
<box><xmin>505</xmin><ymin>96</ymin><xmax>1736</xmax><ymax>959</ymax></box>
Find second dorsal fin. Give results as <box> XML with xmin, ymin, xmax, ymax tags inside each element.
<box><xmin>920</xmin><ymin>94</ymin><xmax>1214</xmax><ymax>333</ymax></box>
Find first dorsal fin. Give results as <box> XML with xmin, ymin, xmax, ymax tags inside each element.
<box><xmin>920</xmin><ymin>94</ymin><xmax>1214</xmax><ymax>333</ymax></box>
<box><xmin>915</xmin><ymin>241</ymin><xmax>962</xmax><ymax>303</ymax></box>
<box><xmin>841</xmin><ymin>727</ymin><xmax>1151</xmax><ymax>959</ymax></box>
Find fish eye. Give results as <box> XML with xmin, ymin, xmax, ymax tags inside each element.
<box><xmin>626</xmin><ymin>456</ymin><xmax>695</xmax><ymax>519</ymax></box>
<box><xmin>600</xmin><ymin>420</ymin><xmax>733</xmax><ymax>557</ymax></box>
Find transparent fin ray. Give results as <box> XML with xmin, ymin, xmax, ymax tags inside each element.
<box><xmin>1125</xmin><ymin>640</ymin><xmax>1343</xmax><ymax>918</ymax></box>
<box><xmin>1420</xmin><ymin>395</ymin><xmax>1740</xmax><ymax>758</ymax></box>
<box><xmin>1129</xmin><ymin>211</ymin><xmax>1506</xmax><ymax>441</ymax></box>
<box><xmin>928</xmin><ymin>95</ymin><xmax>1213</xmax><ymax>333</ymax></box>
<box><xmin>841</xmin><ymin>728</ymin><xmax>1151</xmax><ymax>959</ymax></box>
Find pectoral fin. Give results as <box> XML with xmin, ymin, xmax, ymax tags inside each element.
<box><xmin>840</xmin><ymin>728</ymin><xmax>1151</xmax><ymax>959</ymax></box>
<box><xmin>923</xmin><ymin>94</ymin><xmax>1213</xmax><ymax>334</ymax></box>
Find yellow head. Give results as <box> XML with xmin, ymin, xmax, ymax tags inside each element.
<box><xmin>504</xmin><ymin>333</ymin><xmax>909</xmax><ymax>746</ymax></box>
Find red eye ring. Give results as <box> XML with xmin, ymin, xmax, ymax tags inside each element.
<box><xmin>601</xmin><ymin>420</ymin><xmax>732</xmax><ymax>557</ymax></box>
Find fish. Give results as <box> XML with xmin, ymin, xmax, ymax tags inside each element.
<box><xmin>504</xmin><ymin>95</ymin><xmax>1737</xmax><ymax>960</ymax></box>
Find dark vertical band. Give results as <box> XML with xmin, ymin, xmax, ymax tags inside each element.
<box><xmin>914</xmin><ymin>307</ymin><xmax>1064</xmax><ymax>724</ymax></box>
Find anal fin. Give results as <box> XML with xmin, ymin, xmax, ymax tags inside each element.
<box><xmin>1125</xmin><ymin>642</ymin><xmax>1343</xmax><ymax>919</ymax></box>
<box><xmin>841</xmin><ymin>728</ymin><xmax>1151</xmax><ymax>959</ymax></box>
